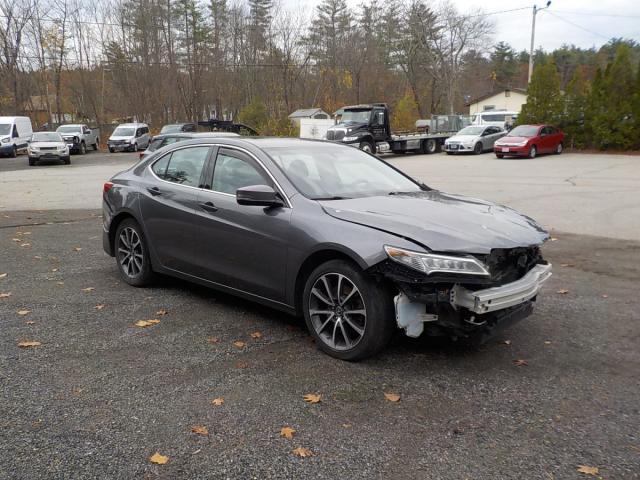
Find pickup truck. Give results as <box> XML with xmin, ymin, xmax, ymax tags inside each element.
<box><xmin>55</xmin><ymin>124</ymin><xmax>100</xmax><ymax>154</ymax></box>
<box><xmin>326</xmin><ymin>103</ymin><xmax>463</xmax><ymax>155</ymax></box>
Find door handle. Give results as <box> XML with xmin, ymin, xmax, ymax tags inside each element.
<box><xmin>147</xmin><ymin>187</ymin><xmax>162</xmax><ymax>196</ymax></box>
<box><xmin>199</xmin><ymin>201</ymin><xmax>218</xmax><ymax>213</ymax></box>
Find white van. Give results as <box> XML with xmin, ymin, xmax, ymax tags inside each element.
<box><xmin>107</xmin><ymin>123</ymin><xmax>150</xmax><ymax>153</ymax></box>
<box><xmin>0</xmin><ymin>116</ymin><xmax>33</xmax><ymax>157</ymax></box>
<box><xmin>470</xmin><ymin>111</ymin><xmax>519</xmax><ymax>130</ymax></box>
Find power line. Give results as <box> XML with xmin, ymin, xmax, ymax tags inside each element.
<box><xmin>544</xmin><ymin>11</ymin><xmax>616</xmax><ymax>41</ymax></box>
<box><xmin>551</xmin><ymin>10</ymin><xmax>640</xmax><ymax>19</ymax></box>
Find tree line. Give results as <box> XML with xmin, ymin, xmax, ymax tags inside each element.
<box><xmin>0</xmin><ymin>0</ymin><xmax>639</xmax><ymax>149</ymax></box>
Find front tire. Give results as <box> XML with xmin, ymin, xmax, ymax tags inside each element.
<box><xmin>63</xmin><ymin>156</ymin><xmax>71</xmax><ymax>165</ymax></box>
<box><xmin>495</xmin><ymin>153</ymin><xmax>504</xmax><ymax>158</ymax></box>
<box><xmin>302</xmin><ymin>259</ymin><xmax>395</xmax><ymax>361</ymax></box>
<box><xmin>473</xmin><ymin>142</ymin><xmax>483</xmax><ymax>155</ymax></box>
<box><xmin>28</xmin><ymin>158</ymin><xmax>36</xmax><ymax>166</ymax></box>
<box><xmin>114</xmin><ymin>219</ymin><xmax>154</xmax><ymax>287</ymax></box>
<box><xmin>109</xmin><ymin>147</ymin><xmax>115</xmax><ymax>153</ymax></box>
<box><xmin>358</xmin><ymin>140</ymin><xmax>375</xmax><ymax>154</ymax></box>
<box><xmin>528</xmin><ymin>145</ymin><xmax>537</xmax><ymax>159</ymax></box>
<box><xmin>11</xmin><ymin>146</ymin><xmax>17</xmax><ymax>158</ymax></box>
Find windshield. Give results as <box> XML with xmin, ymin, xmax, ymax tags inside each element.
<box><xmin>509</xmin><ymin>125</ymin><xmax>540</xmax><ymax>137</ymax></box>
<box><xmin>265</xmin><ymin>144</ymin><xmax>422</xmax><ymax>200</ymax></box>
<box><xmin>32</xmin><ymin>132</ymin><xmax>63</xmax><ymax>142</ymax></box>
<box><xmin>57</xmin><ymin>126</ymin><xmax>81</xmax><ymax>134</ymax></box>
<box><xmin>340</xmin><ymin>110</ymin><xmax>371</xmax><ymax>124</ymax></box>
<box><xmin>160</xmin><ymin>125</ymin><xmax>182</xmax><ymax>134</ymax></box>
<box><xmin>0</xmin><ymin>124</ymin><xmax>11</xmax><ymax>135</ymax></box>
<box><xmin>112</xmin><ymin>127</ymin><xmax>135</xmax><ymax>137</ymax></box>
<box><xmin>457</xmin><ymin>126</ymin><xmax>485</xmax><ymax>136</ymax></box>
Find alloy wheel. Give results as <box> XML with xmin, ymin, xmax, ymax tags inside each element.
<box><xmin>308</xmin><ymin>273</ymin><xmax>367</xmax><ymax>351</ymax></box>
<box><xmin>117</xmin><ymin>227</ymin><xmax>144</xmax><ymax>278</ymax></box>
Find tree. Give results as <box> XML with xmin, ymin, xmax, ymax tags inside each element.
<box><xmin>391</xmin><ymin>90</ymin><xmax>419</xmax><ymax>131</ymax></box>
<box><xmin>490</xmin><ymin>41</ymin><xmax>517</xmax><ymax>87</ymax></box>
<box><xmin>590</xmin><ymin>44</ymin><xmax>636</xmax><ymax>149</ymax></box>
<box><xmin>237</xmin><ymin>97</ymin><xmax>267</xmax><ymax>132</ymax></box>
<box><xmin>562</xmin><ymin>66</ymin><xmax>589</xmax><ymax>148</ymax></box>
<box><xmin>634</xmin><ymin>62</ymin><xmax>640</xmax><ymax>148</ymax></box>
<box><xmin>518</xmin><ymin>60</ymin><xmax>563</xmax><ymax>125</ymax></box>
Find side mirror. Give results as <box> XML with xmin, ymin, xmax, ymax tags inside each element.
<box><xmin>236</xmin><ymin>185</ymin><xmax>284</xmax><ymax>207</ymax></box>
<box><xmin>86</xmin><ymin>129</ymin><xmax>91</xmax><ymax>134</ymax></box>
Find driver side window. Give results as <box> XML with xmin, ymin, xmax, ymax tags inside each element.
<box><xmin>212</xmin><ymin>148</ymin><xmax>270</xmax><ymax>195</ymax></box>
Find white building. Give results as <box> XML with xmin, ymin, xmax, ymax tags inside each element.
<box><xmin>467</xmin><ymin>88</ymin><xmax>528</xmax><ymax>115</ymax></box>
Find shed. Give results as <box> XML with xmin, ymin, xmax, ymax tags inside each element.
<box><xmin>467</xmin><ymin>88</ymin><xmax>527</xmax><ymax>115</ymax></box>
<box><xmin>288</xmin><ymin>108</ymin><xmax>330</xmax><ymax>126</ymax></box>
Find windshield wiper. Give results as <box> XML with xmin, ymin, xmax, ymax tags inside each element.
<box><xmin>312</xmin><ymin>196</ymin><xmax>351</xmax><ymax>201</ymax></box>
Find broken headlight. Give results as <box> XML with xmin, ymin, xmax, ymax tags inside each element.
<box><xmin>384</xmin><ymin>246</ymin><xmax>490</xmax><ymax>276</ymax></box>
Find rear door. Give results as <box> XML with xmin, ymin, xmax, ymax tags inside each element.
<box><xmin>139</xmin><ymin>145</ymin><xmax>212</xmax><ymax>272</ymax></box>
<box><xmin>194</xmin><ymin>147</ymin><xmax>291</xmax><ymax>302</ymax></box>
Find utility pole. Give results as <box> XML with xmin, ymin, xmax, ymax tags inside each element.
<box><xmin>528</xmin><ymin>1</ymin><xmax>552</xmax><ymax>83</ymax></box>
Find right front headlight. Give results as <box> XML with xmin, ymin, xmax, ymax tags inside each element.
<box><xmin>384</xmin><ymin>245</ymin><xmax>490</xmax><ymax>276</ymax></box>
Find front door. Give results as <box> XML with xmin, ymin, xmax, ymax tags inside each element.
<box><xmin>194</xmin><ymin>147</ymin><xmax>291</xmax><ymax>302</ymax></box>
<box><xmin>139</xmin><ymin>145</ymin><xmax>212</xmax><ymax>272</ymax></box>
<box><xmin>370</xmin><ymin>108</ymin><xmax>387</xmax><ymax>142</ymax></box>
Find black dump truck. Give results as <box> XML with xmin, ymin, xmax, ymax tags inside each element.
<box><xmin>325</xmin><ymin>103</ymin><xmax>467</xmax><ymax>155</ymax></box>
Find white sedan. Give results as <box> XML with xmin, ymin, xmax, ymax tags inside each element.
<box><xmin>444</xmin><ymin>125</ymin><xmax>506</xmax><ymax>155</ymax></box>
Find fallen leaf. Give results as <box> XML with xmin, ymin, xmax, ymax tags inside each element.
<box><xmin>149</xmin><ymin>452</ymin><xmax>168</xmax><ymax>465</ymax></box>
<box><xmin>556</xmin><ymin>289</ymin><xmax>569</xmax><ymax>294</ymax></box>
<box><xmin>503</xmin><ymin>340</ymin><xmax>512</xmax><ymax>345</ymax></box>
<box><xmin>0</xmin><ymin>292</ymin><xmax>11</xmax><ymax>298</ymax></box>
<box><xmin>207</xmin><ymin>336</ymin><xmax>220</xmax><ymax>344</ymax></box>
<box><xmin>550</xmin><ymin>237</ymin><xmax>558</xmax><ymax>242</ymax></box>
<box><xmin>601</xmin><ymin>294</ymin><xmax>608</xmax><ymax>299</ymax></box>
<box><xmin>292</xmin><ymin>447</ymin><xmax>313</xmax><ymax>458</ymax></box>
<box><xmin>33</xmin><ymin>256</ymin><xmax>42</xmax><ymax>260</ymax></box>
<box><xmin>560</xmin><ymin>263</ymin><xmax>574</xmax><ymax>267</ymax></box>
<box><xmin>384</xmin><ymin>392</ymin><xmax>401</xmax><ymax>402</ymax></box>
<box><xmin>0</xmin><ymin>273</ymin><xmax>7</xmax><ymax>278</ymax></box>
<box><xmin>56</xmin><ymin>281</ymin><xmax>64</xmax><ymax>286</ymax></box>
<box><xmin>12</xmin><ymin>238</ymin><xmax>21</xmax><ymax>242</ymax></box>
<box><xmin>20</xmin><ymin>243</ymin><xmax>31</xmax><ymax>247</ymax></box>
<box><xmin>544</xmin><ymin>341</ymin><xmax>552</xmax><ymax>345</ymax></box>
<box><xmin>73</xmin><ymin>247</ymin><xmax>82</xmax><ymax>252</ymax></box>
<box><xmin>22</xmin><ymin>232</ymin><xmax>31</xmax><ymax>235</ymax></box>
<box><xmin>250</xmin><ymin>331</ymin><xmax>262</xmax><ymax>339</ymax></box>
<box><xmin>156</xmin><ymin>309</ymin><xmax>168</xmax><ymax>316</ymax></box>
<box><xmin>51</xmin><ymin>268</ymin><xmax>58</xmax><ymax>272</ymax></box>
<box><xmin>17</xmin><ymin>309</ymin><xmax>30</xmax><ymax>316</ymax></box>
<box><xmin>211</xmin><ymin>397</ymin><xmax>224</xmax><ymax>406</ymax></box>
<box><xmin>25</xmin><ymin>321</ymin><xmax>35</xmax><ymax>325</ymax></box>
<box><xmin>342</xmin><ymin>423</ymin><xmax>352</xmax><ymax>428</ymax></box>
<box><xmin>233</xmin><ymin>340</ymin><xmax>246</xmax><ymax>349</ymax></box>
<box><xmin>576</xmin><ymin>465</ymin><xmax>599</xmax><ymax>475</ymax></box>
<box><xmin>18</xmin><ymin>341</ymin><xmax>41</xmax><ymax>348</ymax></box>
<box><xmin>280</xmin><ymin>426</ymin><xmax>296</xmax><ymax>439</ymax></box>
<box><xmin>82</xmin><ymin>287</ymin><xmax>95</xmax><ymax>292</ymax></box>
<box><xmin>191</xmin><ymin>425</ymin><xmax>209</xmax><ymax>436</ymax></box>
<box><xmin>235</xmin><ymin>361</ymin><xmax>248</xmax><ymax>369</ymax></box>
<box><xmin>135</xmin><ymin>319</ymin><xmax>160</xmax><ymax>327</ymax></box>
<box><xmin>513</xmin><ymin>359</ymin><xmax>528</xmax><ymax>366</ymax></box>
<box><xmin>303</xmin><ymin>393</ymin><xmax>321</xmax><ymax>404</ymax></box>
<box><xmin>94</xmin><ymin>304</ymin><xmax>105</xmax><ymax>310</ymax></box>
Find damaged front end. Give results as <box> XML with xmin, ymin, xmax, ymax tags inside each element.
<box><xmin>369</xmin><ymin>245</ymin><xmax>552</xmax><ymax>342</ymax></box>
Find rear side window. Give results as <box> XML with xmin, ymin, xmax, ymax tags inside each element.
<box><xmin>152</xmin><ymin>146</ymin><xmax>210</xmax><ymax>187</ymax></box>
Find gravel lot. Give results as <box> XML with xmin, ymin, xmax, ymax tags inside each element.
<box><xmin>0</xmin><ymin>150</ymin><xmax>639</xmax><ymax>479</ymax></box>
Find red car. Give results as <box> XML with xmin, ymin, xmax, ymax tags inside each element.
<box><xmin>493</xmin><ymin>124</ymin><xmax>564</xmax><ymax>158</ymax></box>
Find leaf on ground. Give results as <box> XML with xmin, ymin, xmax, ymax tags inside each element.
<box><xmin>211</xmin><ymin>397</ymin><xmax>224</xmax><ymax>406</ymax></box>
<box><xmin>156</xmin><ymin>309</ymin><xmax>168</xmax><ymax>316</ymax></box>
<box><xmin>556</xmin><ymin>289</ymin><xmax>569</xmax><ymax>294</ymax></box>
<box><xmin>550</xmin><ymin>237</ymin><xmax>558</xmax><ymax>241</ymax></box>
<box><xmin>576</xmin><ymin>465</ymin><xmax>599</xmax><ymax>475</ymax></box>
<box><xmin>503</xmin><ymin>340</ymin><xmax>512</xmax><ymax>345</ymax></box>
<box><xmin>560</xmin><ymin>263</ymin><xmax>575</xmax><ymax>267</ymax></box>
<box><xmin>207</xmin><ymin>336</ymin><xmax>220</xmax><ymax>344</ymax></box>
<box><xmin>33</xmin><ymin>256</ymin><xmax>42</xmax><ymax>260</ymax></box>
<box><xmin>0</xmin><ymin>273</ymin><xmax>7</xmax><ymax>278</ymax></box>
<box><xmin>149</xmin><ymin>452</ymin><xmax>169</xmax><ymax>465</ymax></box>
<box><xmin>601</xmin><ymin>294</ymin><xmax>608</xmax><ymax>299</ymax></box>
<box><xmin>25</xmin><ymin>321</ymin><xmax>35</xmax><ymax>325</ymax></box>
<box><xmin>135</xmin><ymin>319</ymin><xmax>160</xmax><ymax>328</ymax></box>
<box><xmin>22</xmin><ymin>232</ymin><xmax>31</xmax><ymax>235</ymax></box>
<box><xmin>280</xmin><ymin>426</ymin><xmax>296</xmax><ymax>439</ymax></box>
<box><xmin>235</xmin><ymin>361</ymin><xmax>248</xmax><ymax>369</ymax></box>
<box><xmin>56</xmin><ymin>281</ymin><xmax>64</xmax><ymax>286</ymax></box>
<box><xmin>0</xmin><ymin>292</ymin><xmax>12</xmax><ymax>298</ymax></box>
<box><xmin>342</xmin><ymin>423</ymin><xmax>352</xmax><ymax>428</ymax></box>
<box><xmin>73</xmin><ymin>247</ymin><xmax>82</xmax><ymax>252</ymax></box>
<box><xmin>18</xmin><ymin>341</ymin><xmax>41</xmax><ymax>348</ymax></box>
<box><xmin>292</xmin><ymin>447</ymin><xmax>313</xmax><ymax>458</ymax></box>
<box><xmin>191</xmin><ymin>425</ymin><xmax>209</xmax><ymax>436</ymax></box>
<box><xmin>20</xmin><ymin>243</ymin><xmax>31</xmax><ymax>247</ymax></box>
<box><xmin>51</xmin><ymin>268</ymin><xmax>58</xmax><ymax>272</ymax></box>
<box><xmin>544</xmin><ymin>341</ymin><xmax>552</xmax><ymax>345</ymax></box>
<box><xmin>12</xmin><ymin>238</ymin><xmax>21</xmax><ymax>242</ymax></box>
<box><xmin>82</xmin><ymin>287</ymin><xmax>95</xmax><ymax>292</ymax></box>
<box><xmin>513</xmin><ymin>359</ymin><xmax>528</xmax><ymax>367</ymax></box>
<box><xmin>17</xmin><ymin>309</ymin><xmax>30</xmax><ymax>316</ymax></box>
<box><xmin>95</xmin><ymin>304</ymin><xmax>105</xmax><ymax>310</ymax></box>
<box><xmin>250</xmin><ymin>331</ymin><xmax>262</xmax><ymax>339</ymax></box>
<box><xmin>303</xmin><ymin>393</ymin><xmax>321</xmax><ymax>404</ymax></box>
<box><xmin>384</xmin><ymin>392</ymin><xmax>401</xmax><ymax>402</ymax></box>
<box><xmin>233</xmin><ymin>340</ymin><xmax>246</xmax><ymax>349</ymax></box>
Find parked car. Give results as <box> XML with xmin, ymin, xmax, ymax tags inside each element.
<box><xmin>103</xmin><ymin>138</ymin><xmax>552</xmax><ymax>361</ymax></box>
<box><xmin>107</xmin><ymin>123</ymin><xmax>150</xmax><ymax>153</ymax></box>
<box><xmin>444</xmin><ymin>125</ymin><xmax>506</xmax><ymax>155</ymax></box>
<box><xmin>470</xmin><ymin>110</ymin><xmax>519</xmax><ymax>129</ymax></box>
<box><xmin>159</xmin><ymin>123</ymin><xmax>197</xmax><ymax>134</ymax></box>
<box><xmin>494</xmin><ymin>125</ymin><xmax>564</xmax><ymax>159</ymax></box>
<box><xmin>56</xmin><ymin>124</ymin><xmax>100</xmax><ymax>154</ymax></box>
<box><xmin>27</xmin><ymin>131</ymin><xmax>70</xmax><ymax>166</ymax></box>
<box><xmin>139</xmin><ymin>132</ymin><xmax>240</xmax><ymax>160</ymax></box>
<box><xmin>0</xmin><ymin>116</ymin><xmax>33</xmax><ymax>157</ymax></box>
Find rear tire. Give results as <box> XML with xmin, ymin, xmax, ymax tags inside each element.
<box><xmin>11</xmin><ymin>146</ymin><xmax>17</xmax><ymax>158</ymax></box>
<box><xmin>63</xmin><ymin>156</ymin><xmax>71</xmax><ymax>165</ymax></box>
<box><xmin>109</xmin><ymin>147</ymin><xmax>115</xmax><ymax>153</ymax></box>
<box><xmin>555</xmin><ymin>143</ymin><xmax>563</xmax><ymax>155</ymax></box>
<box><xmin>302</xmin><ymin>259</ymin><xmax>395</xmax><ymax>361</ymax></box>
<box><xmin>114</xmin><ymin>219</ymin><xmax>155</xmax><ymax>287</ymax></box>
<box><xmin>93</xmin><ymin>139</ymin><xmax>99</xmax><ymax>151</ymax></box>
<box><xmin>79</xmin><ymin>142</ymin><xmax>86</xmax><ymax>155</ymax></box>
<box><xmin>473</xmin><ymin>142</ymin><xmax>483</xmax><ymax>155</ymax></box>
<box><xmin>422</xmin><ymin>138</ymin><xmax>437</xmax><ymax>154</ymax></box>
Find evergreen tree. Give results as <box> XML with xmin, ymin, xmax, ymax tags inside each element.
<box><xmin>633</xmin><ymin>62</ymin><xmax>640</xmax><ymax>149</ymax></box>
<box><xmin>490</xmin><ymin>42</ymin><xmax>517</xmax><ymax>87</ymax></box>
<box><xmin>590</xmin><ymin>44</ymin><xmax>636</xmax><ymax>149</ymax></box>
<box><xmin>562</xmin><ymin>66</ymin><xmax>589</xmax><ymax>148</ymax></box>
<box><xmin>518</xmin><ymin>60</ymin><xmax>563</xmax><ymax>126</ymax></box>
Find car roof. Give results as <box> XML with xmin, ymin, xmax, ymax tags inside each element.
<box><xmin>157</xmin><ymin>136</ymin><xmax>332</xmax><ymax>150</ymax></box>
<box><xmin>118</xmin><ymin>123</ymin><xmax>147</xmax><ymax>127</ymax></box>
<box><xmin>152</xmin><ymin>132</ymin><xmax>240</xmax><ymax>140</ymax></box>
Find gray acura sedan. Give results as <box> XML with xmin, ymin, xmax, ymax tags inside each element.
<box><xmin>103</xmin><ymin>137</ymin><xmax>552</xmax><ymax>360</ymax></box>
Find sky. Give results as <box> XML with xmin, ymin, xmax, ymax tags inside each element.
<box><xmin>286</xmin><ymin>0</ymin><xmax>640</xmax><ymax>52</ymax></box>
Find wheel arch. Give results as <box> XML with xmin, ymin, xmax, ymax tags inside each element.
<box><xmin>108</xmin><ymin>210</ymin><xmax>140</xmax><ymax>255</ymax></box>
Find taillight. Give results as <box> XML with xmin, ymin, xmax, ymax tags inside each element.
<box><xmin>103</xmin><ymin>182</ymin><xmax>114</xmax><ymax>194</ymax></box>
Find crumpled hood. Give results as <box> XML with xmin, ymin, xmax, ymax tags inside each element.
<box><xmin>320</xmin><ymin>191</ymin><xmax>549</xmax><ymax>254</ymax></box>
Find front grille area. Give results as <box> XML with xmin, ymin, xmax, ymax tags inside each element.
<box><xmin>483</xmin><ymin>246</ymin><xmax>543</xmax><ymax>285</ymax></box>
<box><xmin>40</xmin><ymin>147</ymin><xmax>56</xmax><ymax>151</ymax></box>
<box><xmin>326</xmin><ymin>129</ymin><xmax>345</xmax><ymax>141</ymax></box>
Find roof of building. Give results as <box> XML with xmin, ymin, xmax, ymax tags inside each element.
<box><xmin>467</xmin><ymin>88</ymin><xmax>527</xmax><ymax>106</ymax></box>
<box><xmin>288</xmin><ymin>108</ymin><xmax>328</xmax><ymax>119</ymax></box>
